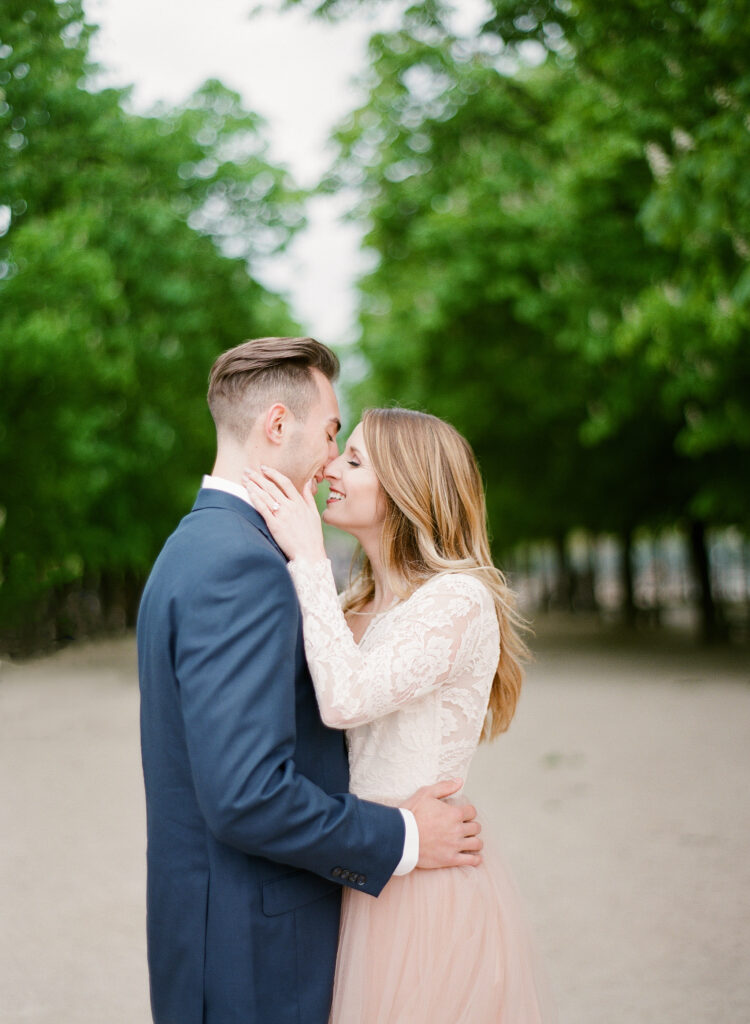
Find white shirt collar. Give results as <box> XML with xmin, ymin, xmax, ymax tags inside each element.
<box><xmin>201</xmin><ymin>474</ymin><xmax>255</xmax><ymax>508</ymax></box>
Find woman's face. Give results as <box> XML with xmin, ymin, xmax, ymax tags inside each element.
<box><xmin>322</xmin><ymin>422</ymin><xmax>386</xmax><ymax>538</ymax></box>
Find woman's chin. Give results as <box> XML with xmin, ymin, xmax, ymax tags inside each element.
<box><xmin>321</xmin><ymin>504</ymin><xmax>335</xmax><ymax>524</ymax></box>
<box><xmin>322</xmin><ymin>504</ymin><xmax>350</xmax><ymax>531</ymax></box>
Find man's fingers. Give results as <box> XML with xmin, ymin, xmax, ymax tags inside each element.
<box><xmin>463</xmin><ymin>821</ymin><xmax>482</xmax><ymax>838</ymax></box>
<box><xmin>459</xmin><ymin>836</ymin><xmax>483</xmax><ymax>853</ymax></box>
<box><xmin>454</xmin><ymin>852</ymin><xmax>482</xmax><ymax>868</ymax></box>
<box><xmin>460</xmin><ymin>802</ymin><xmax>478</xmax><ymax>823</ymax></box>
<box><xmin>424</xmin><ymin>778</ymin><xmax>463</xmax><ymax>801</ymax></box>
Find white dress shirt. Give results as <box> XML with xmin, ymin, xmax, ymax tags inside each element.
<box><xmin>200</xmin><ymin>474</ymin><xmax>419</xmax><ymax>875</ymax></box>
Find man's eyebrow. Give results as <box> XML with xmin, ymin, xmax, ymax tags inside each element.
<box><xmin>327</xmin><ymin>417</ymin><xmax>342</xmax><ymax>434</ymax></box>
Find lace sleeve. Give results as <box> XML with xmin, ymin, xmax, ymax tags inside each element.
<box><xmin>287</xmin><ymin>559</ymin><xmax>494</xmax><ymax>729</ymax></box>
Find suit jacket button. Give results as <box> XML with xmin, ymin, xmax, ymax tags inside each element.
<box><xmin>340</xmin><ymin>869</ymin><xmax>350</xmax><ymax>881</ymax></box>
<box><xmin>357</xmin><ymin>875</ymin><xmax>367</xmax><ymax>886</ymax></box>
<box><xmin>332</xmin><ymin>867</ymin><xmax>342</xmax><ymax>877</ymax></box>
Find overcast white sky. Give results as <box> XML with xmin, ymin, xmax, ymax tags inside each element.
<box><xmin>84</xmin><ymin>0</ymin><xmax>490</xmax><ymax>344</ymax></box>
<box><xmin>84</xmin><ymin>0</ymin><xmax>393</xmax><ymax>344</ymax></box>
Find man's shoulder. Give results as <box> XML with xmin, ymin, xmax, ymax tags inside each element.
<box><xmin>139</xmin><ymin>503</ymin><xmax>296</xmax><ymax>634</ymax></box>
<box><xmin>192</xmin><ymin>505</ymin><xmax>283</xmax><ymax>561</ymax></box>
<box><xmin>149</xmin><ymin>503</ymin><xmax>282</xmax><ymax>585</ymax></box>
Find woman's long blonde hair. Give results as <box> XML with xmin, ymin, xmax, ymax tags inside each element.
<box><xmin>342</xmin><ymin>408</ymin><xmax>529</xmax><ymax>739</ymax></box>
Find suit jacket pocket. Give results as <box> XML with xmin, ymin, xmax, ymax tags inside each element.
<box><xmin>261</xmin><ymin>869</ymin><xmax>340</xmax><ymax>917</ymax></box>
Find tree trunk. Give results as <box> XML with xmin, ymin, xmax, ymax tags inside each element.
<box><xmin>553</xmin><ymin>534</ymin><xmax>574</xmax><ymax>611</ymax></box>
<box><xmin>578</xmin><ymin>534</ymin><xmax>598</xmax><ymax>612</ymax></box>
<box><xmin>123</xmin><ymin>570</ymin><xmax>145</xmax><ymax>629</ymax></box>
<box><xmin>688</xmin><ymin>519</ymin><xmax>719</xmax><ymax>643</ymax></box>
<box><xmin>621</xmin><ymin>527</ymin><xmax>637</xmax><ymax>628</ymax></box>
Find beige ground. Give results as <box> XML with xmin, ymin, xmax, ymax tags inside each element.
<box><xmin>1</xmin><ymin>618</ymin><xmax>748</xmax><ymax>1024</ymax></box>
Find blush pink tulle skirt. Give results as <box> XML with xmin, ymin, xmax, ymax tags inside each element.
<box><xmin>329</xmin><ymin>836</ymin><xmax>557</xmax><ymax>1023</ymax></box>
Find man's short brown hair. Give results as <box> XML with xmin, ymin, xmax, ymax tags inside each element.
<box><xmin>207</xmin><ymin>336</ymin><xmax>340</xmax><ymax>442</ymax></box>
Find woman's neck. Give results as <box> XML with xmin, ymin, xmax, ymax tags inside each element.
<box><xmin>359</xmin><ymin>533</ymin><xmax>394</xmax><ymax>614</ymax></box>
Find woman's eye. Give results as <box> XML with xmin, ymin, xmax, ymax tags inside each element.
<box><xmin>347</xmin><ymin>460</ymin><xmax>360</xmax><ymax>468</ymax></box>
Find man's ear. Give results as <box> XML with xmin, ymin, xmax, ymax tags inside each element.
<box><xmin>263</xmin><ymin>403</ymin><xmax>289</xmax><ymax>446</ymax></box>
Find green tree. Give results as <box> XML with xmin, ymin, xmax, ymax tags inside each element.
<box><xmin>330</xmin><ymin>28</ymin><xmax>683</xmax><ymax>552</ymax></box>
<box><xmin>0</xmin><ymin>1</ymin><xmax>301</xmax><ymax>649</ymax></box>
<box><xmin>488</xmin><ymin>0</ymin><xmax>750</xmax><ymax>634</ymax></box>
<box><xmin>298</xmin><ymin>0</ymin><xmax>749</xmax><ymax>637</ymax></box>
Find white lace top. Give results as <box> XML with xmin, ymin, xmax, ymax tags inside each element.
<box><xmin>287</xmin><ymin>560</ymin><xmax>500</xmax><ymax>805</ymax></box>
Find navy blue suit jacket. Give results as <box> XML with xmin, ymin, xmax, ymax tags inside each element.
<box><xmin>137</xmin><ymin>489</ymin><xmax>405</xmax><ymax>1024</ymax></box>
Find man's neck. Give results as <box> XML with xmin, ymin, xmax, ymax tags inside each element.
<box><xmin>211</xmin><ymin>451</ymin><xmax>258</xmax><ymax>488</ymax></box>
<box><xmin>210</xmin><ymin>464</ymin><xmax>242</xmax><ymax>487</ymax></box>
<box><xmin>212</xmin><ymin>426</ymin><xmax>273</xmax><ymax>484</ymax></box>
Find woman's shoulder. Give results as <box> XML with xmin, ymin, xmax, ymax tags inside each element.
<box><xmin>415</xmin><ymin>570</ymin><xmax>495</xmax><ymax>610</ymax></box>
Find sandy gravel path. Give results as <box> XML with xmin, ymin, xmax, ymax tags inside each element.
<box><xmin>1</xmin><ymin>621</ymin><xmax>748</xmax><ymax>1023</ymax></box>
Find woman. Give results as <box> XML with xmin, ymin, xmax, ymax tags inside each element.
<box><xmin>244</xmin><ymin>408</ymin><xmax>554</xmax><ymax>1023</ymax></box>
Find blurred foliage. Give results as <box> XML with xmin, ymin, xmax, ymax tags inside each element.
<box><xmin>487</xmin><ymin>0</ymin><xmax>750</xmax><ymax>520</ymax></box>
<box><xmin>1</xmin><ymin>0</ymin><xmax>748</xmax><ymax>647</ymax></box>
<box><xmin>0</xmin><ymin>0</ymin><xmax>300</xmax><ymax>647</ymax></box>
<box><xmin>303</xmin><ymin>0</ymin><xmax>749</xmax><ymax>636</ymax></box>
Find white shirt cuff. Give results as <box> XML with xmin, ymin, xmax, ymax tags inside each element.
<box><xmin>393</xmin><ymin>808</ymin><xmax>419</xmax><ymax>875</ymax></box>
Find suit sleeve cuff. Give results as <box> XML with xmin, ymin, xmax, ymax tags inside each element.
<box><xmin>393</xmin><ymin>808</ymin><xmax>419</xmax><ymax>875</ymax></box>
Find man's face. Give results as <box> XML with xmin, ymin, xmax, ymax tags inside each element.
<box><xmin>280</xmin><ymin>369</ymin><xmax>341</xmax><ymax>492</ymax></box>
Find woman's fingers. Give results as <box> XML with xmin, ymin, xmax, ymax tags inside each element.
<box><xmin>242</xmin><ymin>475</ymin><xmax>272</xmax><ymax>511</ymax></box>
<box><xmin>244</xmin><ymin>469</ymin><xmax>327</xmax><ymax>562</ymax></box>
<box><xmin>259</xmin><ymin>464</ymin><xmax>298</xmax><ymax>501</ymax></box>
<box><xmin>245</xmin><ymin>468</ymin><xmax>287</xmax><ymax>505</ymax></box>
<box><xmin>244</xmin><ymin>479</ymin><xmax>278</xmax><ymax>520</ymax></box>
<box><xmin>302</xmin><ymin>478</ymin><xmax>318</xmax><ymax>508</ymax></box>
<box><xmin>245</xmin><ymin>477</ymin><xmax>278</xmax><ymax>516</ymax></box>
<box><xmin>243</xmin><ymin>467</ymin><xmax>320</xmax><ymax>515</ymax></box>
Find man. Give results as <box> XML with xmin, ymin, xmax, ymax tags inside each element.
<box><xmin>137</xmin><ymin>337</ymin><xmax>482</xmax><ymax>1023</ymax></box>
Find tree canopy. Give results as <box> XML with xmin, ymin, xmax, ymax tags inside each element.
<box><xmin>0</xmin><ymin>0</ymin><xmax>301</xmax><ymax>647</ymax></box>
<box><xmin>1</xmin><ymin>0</ymin><xmax>747</xmax><ymax>648</ymax></box>
<box><xmin>311</xmin><ymin>0</ymin><xmax>749</xmax><ymax>634</ymax></box>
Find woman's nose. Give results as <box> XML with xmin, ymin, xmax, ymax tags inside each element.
<box><xmin>325</xmin><ymin>455</ymin><xmax>343</xmax><ymax>480</ymax></box>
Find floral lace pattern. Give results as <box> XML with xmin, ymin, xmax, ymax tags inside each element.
<box><xmin>287</xmin><ymin>560</ymin><xmax>500</xmax><ymax>804</ymax></box>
